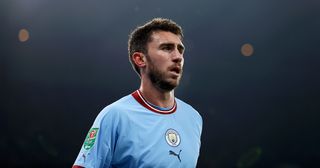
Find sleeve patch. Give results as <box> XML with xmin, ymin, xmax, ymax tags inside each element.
<box><xmin>83</xmin><ymin>128</ymin><xmax>99</xmax><ymax>150</ymax></box>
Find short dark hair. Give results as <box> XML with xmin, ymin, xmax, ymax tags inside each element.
<box><xmin>128</xmin><ymin>18</ymin><xmax>183</xmax><ymax>75</ymax></box>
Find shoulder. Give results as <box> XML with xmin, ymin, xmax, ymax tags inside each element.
<box><xmin>175</xmin><ymin>98</ymin><xmax>203</xmax><ymax>134</ymax></box>
<box><xmin>93</xmin><ymin>94</ymin><xmax>135</xmax><ymax>126</ymax></box>
<box><xmin>175</xmin><ymin>98</ymin><xmax>202</xmax><ymax>122</ymax></box>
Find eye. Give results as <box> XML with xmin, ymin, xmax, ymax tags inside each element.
<box><xmin>178</xmin><ymin>45</ymin><xmax>185</xmax><ymax>54</ymax></box>
<box><xmin>161</xmin><ymin>45</ymin><xmax>173</xmax><ymax>51</ymax></box>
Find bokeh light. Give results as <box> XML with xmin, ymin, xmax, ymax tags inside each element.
<box><xmin>241</xmin><ymin>43</ymin><xmax>254</xmax><ymax>57</ymax></box>
<box><xmin>18</xmin><ymin>29</ymin><xmax>30</xmax><ymax>42</ymax></box>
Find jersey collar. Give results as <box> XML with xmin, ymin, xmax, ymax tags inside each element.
<box><xmin>131</xmin><ymin>90</ymin><xmax>177</xmax><ymax>114</ymax></box>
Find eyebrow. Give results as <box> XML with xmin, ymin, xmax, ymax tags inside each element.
<box><xmin>159</xmin><ymin>43</ymin><xmax>185</xmax><ymax>51</ymax></box>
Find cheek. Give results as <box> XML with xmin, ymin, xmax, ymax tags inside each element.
<box><xmin>153</xmin><ymin>56</ymin><xmax>169</xmax><ymax>67</ymax></box>
<box><xmin>148</xmin><ymin>59</ymin><xmax>164</xmax><ymax>72</ymax></box>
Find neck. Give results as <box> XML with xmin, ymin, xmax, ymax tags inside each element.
<box><xmin>139</xmin><ymin>78</ymin><xmax>175</xmax><ymax>109</ymax></box>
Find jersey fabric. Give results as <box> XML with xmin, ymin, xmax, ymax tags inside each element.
<box><xmin>73</xmin><ymin>90</ymin><xmax>202</xmax><ymax>168</ymax></box>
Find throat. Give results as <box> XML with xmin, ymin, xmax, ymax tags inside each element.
<box><xmin>132</xmin><ymin>90</ymin><xmax>177</xmax><ymax>114</ymax></box>
<box><xmin>138</xmin><ymin>89</ymin><xmax>174</xmax><ymax>109</ymax></box>
<box><xmin>139</xmin><ymin>76</ymin><xmax>176</xmax><ymax>109</ymax></box>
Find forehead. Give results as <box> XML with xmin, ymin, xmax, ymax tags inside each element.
<box><xmin>148</xmin><ymin>31</ymin><xmax>183</xmax><ymax>46</ymax></box>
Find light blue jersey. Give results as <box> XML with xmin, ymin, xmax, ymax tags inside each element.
<box><xmin>73</xmin><ymin>90</ymin><xmax>202</xmax><ymax>168</ymax></box>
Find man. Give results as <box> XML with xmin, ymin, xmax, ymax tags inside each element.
<box><xmin>73</xmin><ymin>18</ymin><xmax>202</xmax><ymax>168</ymax></box>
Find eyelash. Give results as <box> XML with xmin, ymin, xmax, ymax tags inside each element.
<box><xmin>162</xmin><ymin>46</ymin><xmax>172</xmax><ymax>50</ymax></box>
<box><xmin>162</xmin><ymin>46</ymin><xmax>184</xmax><ymax>53</ymax></box>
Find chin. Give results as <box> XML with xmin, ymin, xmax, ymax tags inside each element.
<box><xmin>162</xmin><ymin>80</ymin><xmax>181</xmax><ymax>91</ymax></box>
<box><xmin>157</xmin><ymin>81</ymin><xmax>178</xmax><ymax>91</ymax></box>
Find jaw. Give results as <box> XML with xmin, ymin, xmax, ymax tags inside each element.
<box><xmin>145</xmin><ymin>60</ymin><xmax>183</xmax><ymax>91</ymax></box>
<box><xmin>150</xmin><ymin>73</ymin><xmax>181</xmax><ymax>92</ymax></box>
<box><xmin>159</xmin><ymin>73</ymin><xmax>182</xmax><ymax>91</ymax></box>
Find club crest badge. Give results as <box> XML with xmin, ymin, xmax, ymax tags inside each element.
<box><xmin>165</xmin><ymin>129</ymin><xmax>181</xmax><ymax>147</ymax></box>
<box><xmin>83</xmin><ymin>128</ymin><xmax>99</xmax><ymax>150</ymax></box>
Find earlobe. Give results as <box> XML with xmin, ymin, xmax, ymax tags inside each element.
<box><xmin>132</xmin><ymin>52</ymin><xmax>146</xmax><ymax>68</ymax></box>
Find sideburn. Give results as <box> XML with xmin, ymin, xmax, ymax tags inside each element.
<box><xmin>146</xmin><ymin>55</ymin><xmax>177</xmax><ymax>91</ymax></box>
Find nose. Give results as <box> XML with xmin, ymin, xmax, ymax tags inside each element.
<box><xmin>172</xmin><ymin>49</ymin><xmax>183</xmax><ymax>63</ymax></box>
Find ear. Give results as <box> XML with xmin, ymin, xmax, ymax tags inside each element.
<box><xmin>132</xmin><ymin>52</ymin><xmax>146</xmax><ymax>68</ymax></box>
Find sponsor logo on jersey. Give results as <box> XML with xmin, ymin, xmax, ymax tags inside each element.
<box><xmin>165</xmin><ymin>129</ymin><xmax>180</xmax><ymax>147</ymax></box>
<box><xmin>169</xmin><ymin>150</ymin><xmax>182</xmax><ymax>162</ymax></box>
<box><xmin>83</xmin><ymin>128</ymin><xmax>99</xmax><ymax>150</ymax></box>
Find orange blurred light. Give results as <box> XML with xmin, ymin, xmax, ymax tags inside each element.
<box><xmin>19</xmin><ymin>29</ymin><xmax>30</xmax><ymax>42</ymax></box>
<box><xmin>241</xmin><ymin>43</ymin><xmax>254</xmax><ymax>57</ymax></box>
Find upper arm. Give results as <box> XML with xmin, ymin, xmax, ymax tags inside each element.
<box><xmin>73</xmin><ymin>108</ymin><xmax>119</xmax><ymax>168</ymax></box>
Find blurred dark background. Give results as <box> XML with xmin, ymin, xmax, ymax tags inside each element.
<box><xmin>1</xmin><ymin>0</ymin><xmax>320</xmax><ymax>167</ymax></box>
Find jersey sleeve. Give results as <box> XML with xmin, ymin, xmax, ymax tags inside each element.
<box><xmin>73</xmin><ymin>106</ymin><xmax>119</xmax><ymax>168</ymax></box>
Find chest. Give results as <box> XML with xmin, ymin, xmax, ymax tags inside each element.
<box><xmin>112</xmin><ymin>111</ymin><xmax>201</xmax><ymax>168</ymax></box>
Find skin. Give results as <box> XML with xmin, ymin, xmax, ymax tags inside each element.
<box><xmin>132</xmin><ymin>31</ymin><xmax>185</xmax><ymax>109</ymax></box>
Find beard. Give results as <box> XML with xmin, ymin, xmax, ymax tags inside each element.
<box><xmin>147</xmin><ymin>59</ymin><xmax>182</xmax><ymax>92</ymax></box>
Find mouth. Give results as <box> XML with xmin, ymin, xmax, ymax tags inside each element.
<box><xmin>169</xmin><ymin>66</ymin><xmax>181</xmax><ymax>75</ymax></box>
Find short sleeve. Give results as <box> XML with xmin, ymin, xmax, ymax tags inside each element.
<box><xmin>73</xmin><ymin>107</ymin><xmax>119</xmax><ymax>168</ymax></box>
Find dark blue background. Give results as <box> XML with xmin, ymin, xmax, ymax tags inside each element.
<box><xmin>1</xmin><ymin>0</ymin><xmax>320</xmax><ymax>167</ymax></box>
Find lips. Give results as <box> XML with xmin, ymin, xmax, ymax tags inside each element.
<box><xmin>169</xmin><ymin>66</ymin><xmax>181</xmax><ymax>74</ymax></box>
